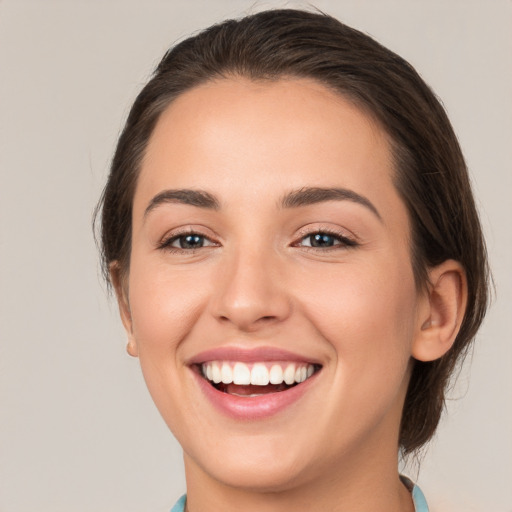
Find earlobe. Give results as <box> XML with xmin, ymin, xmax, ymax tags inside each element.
<box><xmin>109</xmin><ymin>262</ymin><xmax>139</xmax><ymax>358</ymax></box>
<box><xmin>412</xmin><ymin>260</ymin><xmax>468</xmax><ymax>362</ymax></box>
<box><xmin>126</xmin><ymin>338</ymin><xmax>138</xmax><ymax>357</ymax></box>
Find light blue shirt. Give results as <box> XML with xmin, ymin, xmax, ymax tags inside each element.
<box><xmin>170</xmin><ymin>478</ymin><xmax>429</xmax><ymax>511</ymax></box>
<box><xmin>170</xmin><ymin>495</ymin><xmax>187</xmax><ymax>512</ymax></box>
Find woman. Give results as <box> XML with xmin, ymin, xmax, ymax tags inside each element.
<box><xmin>96</xmin><ymin>9</ymin><xmax>489</xmax><ymax>512</ymax></box>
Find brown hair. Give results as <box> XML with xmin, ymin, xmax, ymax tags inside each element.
<box><xmin>95</xmin><ymin>9</ymin><xmax>490</xmax><ymax>454</ymax></box>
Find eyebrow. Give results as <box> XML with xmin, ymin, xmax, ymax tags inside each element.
<box><xmin>143</xmin><ymin>186</ymin><xmax>381</xmax><ymax>221</ymax></box>
<box><xmin>144</xmin><ymin>189</ymin><xmax>220</xmax><ymax>218</ymax></box>
<box><xmin>280</xmin><ymin>187</ymin><xmax>382</xmax><ymax>220</ymax></box>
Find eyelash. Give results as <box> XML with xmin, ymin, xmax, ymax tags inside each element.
<box><xmin>158</xmin><ymin>228</ymin><xmax>358</xmax><ymax>254</ymax></box>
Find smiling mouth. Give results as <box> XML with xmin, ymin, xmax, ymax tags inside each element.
<box><xmin>198</xmin><ymin>361</ymin><xmax>321</xmax><ymax>397</ymax></box>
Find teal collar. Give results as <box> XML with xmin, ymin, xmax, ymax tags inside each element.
<box><xmin>401</xmin><ymin>475</ymin><xmax>429</xmax><ymax>512</ymax></box>
<box><xmin>170</xmin><ymin>494</ymin><xmax>186</xmax><ymax>512</ymax></box>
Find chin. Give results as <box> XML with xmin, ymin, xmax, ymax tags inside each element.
<box><xmin>203</xmin><ymin>456</ymin><xmax>312</xmax><ymax>493</ymax></box>
<box><xmin>185</xmin><ymin>436</ymin><xmax>320</xmax><ymax>493</ymax></box>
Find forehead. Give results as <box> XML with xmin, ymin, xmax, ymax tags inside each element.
<box><xmin>135</xmin><ymin>77</ymin><xmax>401</xmax><ymax>223</ymax></box>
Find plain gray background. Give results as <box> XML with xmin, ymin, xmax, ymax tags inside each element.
<box><xmin>0</xmin><ymin>1</ymin><xmax>510</xmax><ymax>511</ymax></box>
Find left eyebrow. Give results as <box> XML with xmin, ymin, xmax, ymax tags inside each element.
<box><xmin>280</xmin><ymin>186</ymin><xmax>382</xmax><ymax>221</ymax></box>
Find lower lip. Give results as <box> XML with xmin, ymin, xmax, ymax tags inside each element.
<box><xmin>192</xmin><ymin>370</ymin><xmax>318</xmax><ymax>420</ymax></box>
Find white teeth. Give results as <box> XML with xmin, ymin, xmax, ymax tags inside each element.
<box><xmin>201</xmin><ymin>361</ymin><xmax>317</xmax><ymax>387</ymax></box>
<box><xmin>269</xmin><ymin>364</ymin><xmax>283</xmax><ymax>384</ymax></box>
<box><xmin>212</xmin><ymin>363</ymin><xmax>222</xmax><ymax>384</ymax></box>
<box><xmin>251</xmin><ymin>363</ymin><xmax>269</xmax><ymax>386</ymax></box>
<box><xmin>233</xmin><ymin>362</ymin><xmax>251</xmax><ymax>385</ymax></box>
<box><xmin>221</xmin><ymin>362</ymin><xmax>233</xmax><ymax>384</ymax></box>
<box><xmin>283</xmin><ymin>364</ymin><xmax>296</xmax><ymax>385</ymax></box>
<box><xmin>294</xmin><ymin>366</ymin><xmax>308</xmax><ymax>383</ymax></box>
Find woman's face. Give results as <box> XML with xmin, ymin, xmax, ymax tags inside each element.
<box><xmin>121</xmin><ymin>78</ymin><xmax>426</xmax><ymax>491</ymax></box>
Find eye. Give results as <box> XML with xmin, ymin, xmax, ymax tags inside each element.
<box><xmin>160</xmin><ymin>232</ymin><xmax>218</xmax><ymax>251</ymax></box>
<box><xmin>297</xmin><ymin>231</ymin><xmax>358</xmax><ymax>249</ymax></box>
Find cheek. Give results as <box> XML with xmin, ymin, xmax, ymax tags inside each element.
<box><xmin>127</xmin><ymin>258</ymin><xmax>210</xmax><ymax>354</ymax></box>
<box><xmin>297</xmin><ymin>261</ymin><xmax>418</xmax><ymax>384</ymax></box>
<box><xmin>125</xmin><ymin>258</ymin><xmax>214</xmax><ymax>432</ymax></box>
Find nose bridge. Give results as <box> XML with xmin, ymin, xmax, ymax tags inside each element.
<box><xmin>211</xmin><ymin>242</ymin><xmax>291</xmax><ymax>330</ymax></box>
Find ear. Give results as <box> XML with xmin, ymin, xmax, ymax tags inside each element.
<box><xmin>109</xmin><ymin>262</ymin><xmax>138</xmax><ymax>358</ymax></box>
<box><xmin>412</xmin><ymin>260</ymin><xmax>468</xmax><ymax>362</ymax></box>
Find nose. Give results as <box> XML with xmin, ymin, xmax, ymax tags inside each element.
<box><xmin>210</xmin><ymin>248</ymin><xmax>292</xmax><ymax>332</ymax></box>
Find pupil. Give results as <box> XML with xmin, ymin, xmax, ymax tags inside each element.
<box><xmin>180</xmin><ymin>234</ymin><xmax>203</xmax><ymax>249</ymax></box>
<box><xmin>311</xmin><ymin>233</ymin><xmax>334</xmax><ymax>247</ymax></box>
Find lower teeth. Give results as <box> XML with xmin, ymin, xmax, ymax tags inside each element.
<box><xmin>214</xmin><ymin>382</ymin><xmax>296</xmax><ymax>395</ymax></box>
<box><xmin>230</xmin><ymin>393</ymin><xmax>263</xmax><ymax>397</ymax></box>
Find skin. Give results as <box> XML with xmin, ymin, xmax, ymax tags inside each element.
<box><xmin>113</xmin><ymin>78</ymin><xmax>467</xmax><ymax>512</ymax></box>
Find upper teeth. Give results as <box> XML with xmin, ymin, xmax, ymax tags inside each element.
<box><xmin>201</xmin><ymin>361</ymin><xmax>315</xmax><ymax>386</ymax></box>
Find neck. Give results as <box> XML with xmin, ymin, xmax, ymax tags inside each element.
<box><xmin>183</xmin><ymin>441</ymin><xmax>414</xmax><ymax>512</ymax></box>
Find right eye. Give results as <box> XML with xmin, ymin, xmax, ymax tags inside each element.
<box><xmin>160</xmin><ymin>232</ymin><xmax>218</xmax><ymax>252</ymax></box>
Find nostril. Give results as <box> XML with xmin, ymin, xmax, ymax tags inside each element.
<box><xmin>216</xmin><ymin>314</ymin><xmax>278</xmax><ymax>325</ymax></box>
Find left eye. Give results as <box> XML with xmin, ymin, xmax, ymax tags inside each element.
<box><xmin>299</xmin><ymin>232</ymin><xmax>354</xmax><ymax>248</ymax></box>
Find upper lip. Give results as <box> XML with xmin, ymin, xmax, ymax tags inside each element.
<box><xmin>187</xmin><ymin>346</ymin><xmax>322</xmax><ymax>366</ymax></box>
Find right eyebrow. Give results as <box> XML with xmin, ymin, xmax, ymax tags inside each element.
<box><xmin>143</xmin><ymin>189</ymin><xmax>220</xmax><ymax>219</ymax></box>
